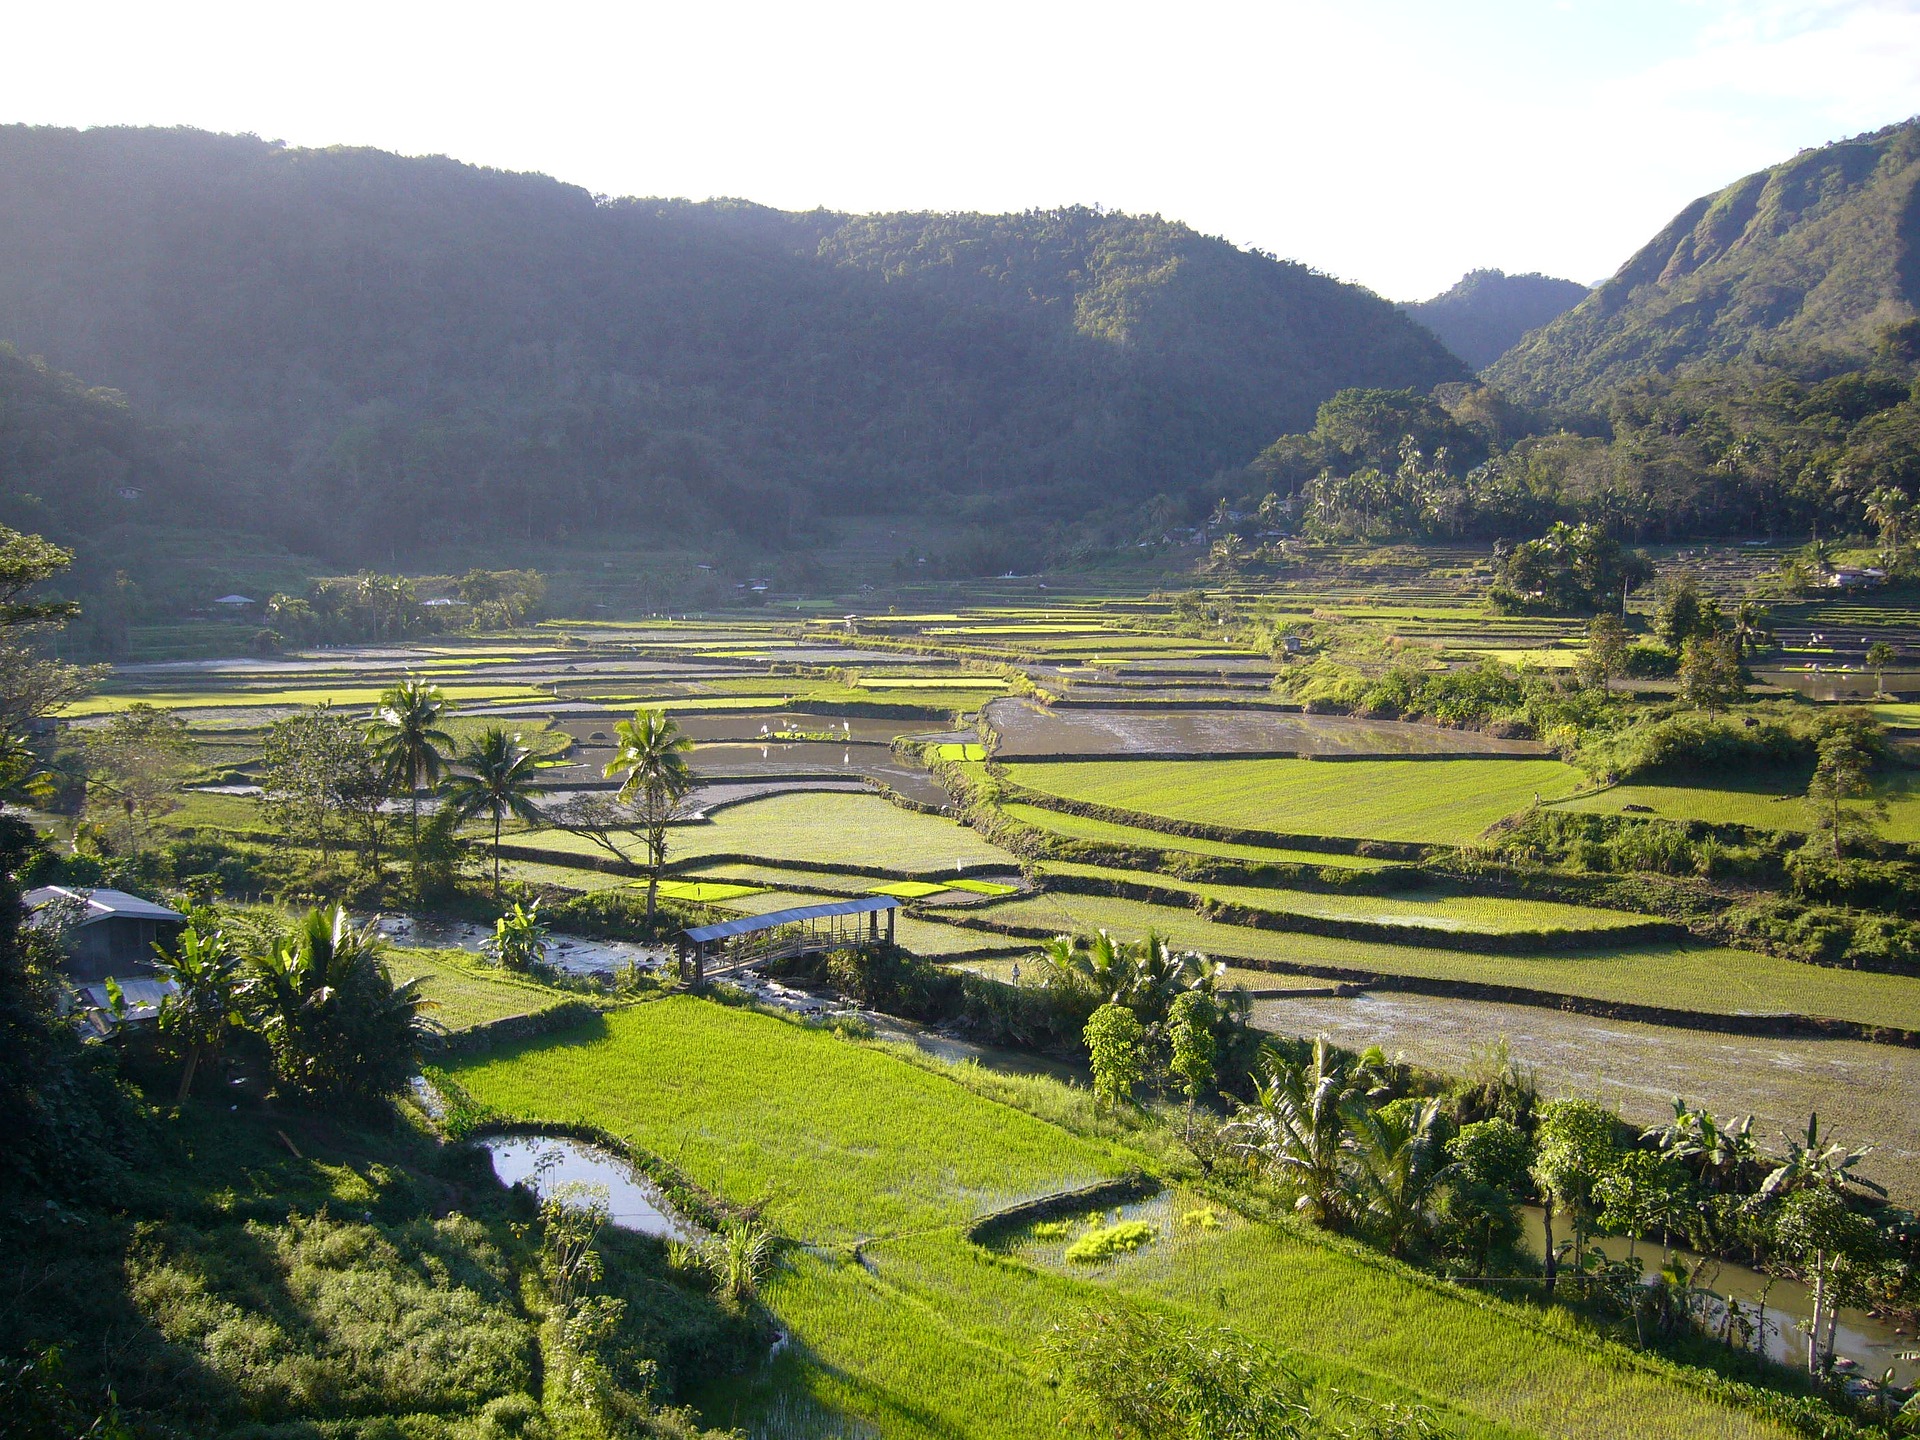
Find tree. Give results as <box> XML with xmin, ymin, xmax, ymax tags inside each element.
<box><xmin>1655</xmin><ymin>573</ymin><xmax>1722</xmax><ymax>649</ymax></box>
<box><xmin>1165</xmin><ymin>989</ymin><xmax>1218</xmax><ymax>1126</ymax></box>
<box><xmin>1806</xmin><ymin>726</ymin><xmax>1885</xmax><ymax>859</ymax></box>
<box><xmin>601</xmin><ymin>708</ymin><xmax>695</xmax><ymax>924</ymax></box>
<box><xmin>1774</xmin><ymin>1187</ymin><xmax>1877</xmax><ymax>1375</ymax></box>
<box><xmin>260</xmin><ymin>706</ymin><xmax>377</xmax><ymax>869</ymax></box>
<box><xmin>1084</xmin><ymin>1003</ymin><xmax>1144</xmax><ymax>1109</ymax></box>
<box><xmin>152</xmin><ymin>913</ymin><xmax>240</xmax><ymax>1103</ymax></box>
<box><xmin>1866</xmin><ymin>640</ymin><xmax>1897</xmax><ymax>696</ymax></box>
<box><xmin>1443</xmin><ymin>1118</ymin><xmax>1532</xmax><ymax>1275</ymax></box>
<box><xmin>1575</xmin><ymin>613</ymin><xmax>1628</xmax><ymax>690</ymax></box>
<box><xmin>366</xmin><ymin>678</ymin><xmax>455</xmax><ymax>881</ymax></box>
<box><xmin>1531</xmin><ymin>1098</ymin><xmax>1619</xmax><ymax>1296</ymax></box>
<box><xmin>241</xmin><ymin>906</ymin><xmax>435</xmax><ymax>1109</ymax></box>
<box><xmin>1489</xmin><ymin>522</ymin><xmax>1651</xmax><ymax>615</ymax></box>
<box><xmin>82</xmin><ymin>702</ymin><xmax>194</xmax><ymax>855</ymax></box>
<box><xmin>1223</xmin><ymin>1038</ymin><xmax>1381</xmax><ymax>1231</ymax></box>
<box><xmin>1678</xmin><ymin>634</ymin><xmax>1743</xmax><ymax>715</ymax></box>
<box><xmin>442</xmin><ymin>726</ymin><xmax>544</xmax><ymax>896</ymax></box>
<box><xmin>1347</xmin><ymin>1096</ymin><xmax>1449</xmax><ymax>1257</ymax></box>
<box><xmin>1593</xmin><ymin>1150</ymin><xmax>1688</xmax><ymax>1263</ymax></box>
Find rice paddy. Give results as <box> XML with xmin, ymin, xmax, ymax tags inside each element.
<box><xmin>1003</xmin><ymin>756</ymin><xmax>1586</xmax><ymax>845</ymax></box>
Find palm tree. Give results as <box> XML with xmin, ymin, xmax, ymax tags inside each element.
<box><xmin>1346</xmin><ymin>1096</ymin><xmax>1449</xmax><ymax>1257</ymax></box>
<box><xmin>367</xmin><ymin>678</ymin><xmax>456</xmax><ymax>876</ymax></box>
<box><xmin>242</xmin><ymin>906</ymin><xmax>434</xmax><ymax>1106</ymax></box>
<box><xmin>443</xmin><ymin>726</ymin><xmax>544</xmax><ymax>896</ymax></box>
<box><xmin>153</xmin><ymin>920</ymin><xmax>241</xmax><ymax>1103</ymax></box>
<box><xmin>1222</xmin><ymin>1038</ymin><xmax>1376</xmax><ymax>1231</ymax></box>
<box><xmin>602</xmin><ymin>708</ymin><xmax>694</xmax><ymax>922</ymax></box>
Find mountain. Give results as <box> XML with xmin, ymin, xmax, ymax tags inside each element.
<box><xmin>1489</xmin><ymin>118</ymin><xmax>1920</xmax><ymax>408</ymax></box>
<box><xmin>1400</xmin><ymin>270</ymin><xmax>1588</xmax><ymax>370</ymax></box>
<box><xmin>0</xmin><ymin>126</ymin><xmax>1467</xmax><ymax>567</ymax></box>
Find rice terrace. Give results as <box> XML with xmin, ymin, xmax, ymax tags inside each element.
<box><xmin>14</xmin><ymin>54</ymin><xmax>1920</xmax><ymax>1440</ymax></box>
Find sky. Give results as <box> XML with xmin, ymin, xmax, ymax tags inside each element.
<box><xmin>7</xmin><ymin>0</ymin><xmax>1920</xmax><ymax>299</ymax></box>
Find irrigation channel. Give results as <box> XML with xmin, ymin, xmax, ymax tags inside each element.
<box><xmin>1249</xmin><ymin>991</ymin><xmax>1920</xmax><ymax>1204</ymax></box>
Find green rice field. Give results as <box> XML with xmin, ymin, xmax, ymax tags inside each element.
<box><xmin>529</xmin><ymin>791</ymin><xmax>1015</xmax><ymax>874</ymax></box>
<box><xmin>999</xmin><ymin>801</ymin><xmax>1391</xmax><ymax>867</ymax></box>
<box><xmin>448</xmin><ymin>999</ymin><xmax>1132</xmax><ymax>1241</ymax></box>
<box><xmin>978</xmin><ymin>890</ymin><xmax>1920</xmax><ymax>1029</ymax></box>
<box><xmin>1555</xmin><ymin>772</ymin><xmax>1920</xmax><ymax>840</ymax></box>
<box><xmin>385</xmin><ymin>948</ymin><xmax>577</xmax><ymax>1031</ymax></box>
<box><xmin>1004</xmin><ymin>756</ymin><xmax>1586</xmax><ymax>844</ymax></box>
<box><xmin>1038</xmin><ymin>860</ymin><xmax>1660</xmax><ymax>935</ymax></box>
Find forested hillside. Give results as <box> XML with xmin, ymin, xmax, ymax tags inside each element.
<box><xmin>1491</xmin><ymin>117</ymin><xmax>1920</xmax><ymax>408</ymax></box>
<box><xmin>0</xmin><ymin>126</ymin><xmax>1465</xmax><ymax>566</ymax></box>
<box><xmin>1402</xmin><ymin>269</ymin><xmax>1588</xmax><ymax>370</ymax></box>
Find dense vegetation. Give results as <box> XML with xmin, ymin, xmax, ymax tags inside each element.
<box><xmin>1490</xmin><ymin>118</ymin><xmax>1920</xmax><ymax>409</ymax></box>
<box><xmin>0</xmin><ymin>124</ymin><xmax>1465</xmax><ymax>574</ymax></box>
<box><xmin>1402</xmin><ymin>269</ymin><xmax>1590</xmax><ymax>370</ymax></box>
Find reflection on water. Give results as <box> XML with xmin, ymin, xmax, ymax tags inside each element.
<box><xmin>374</xmin><ymin>914</ymin><xmax>669</xmax><ymax>976</ymax></box>
<box><xmin>984</xmin><ymin>698</ymin><xmax>1545</xmax><ymax>758</ymax></box>
<box><xmin>481</xmin><ymin>1134</ymin><xmax>694</xmax><ymax>1240</ymax></box>
<box><xmin>1516</xmin><ymin>1208</ymin><xmax>1916</xmax><ymax>1385</ymax></box>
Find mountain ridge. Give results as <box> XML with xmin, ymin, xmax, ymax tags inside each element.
<box><xmin>1400</xmin><ymin>269</ymin><xmax>1588</xmax><ymax>370</ymax></box>
<box><xmin>0</xmin><ymin>125</ymin><xmax>1467</xmax><ymax>566</ymax></box>
<box><xmin>1488</xmin><ymin>117</ymin><xmax>1920</xmax><ymax>407</ymax></box>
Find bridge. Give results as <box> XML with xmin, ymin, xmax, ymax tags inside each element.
<box><xmin>678</xmin><ymin>895</ymin><xmax>900</xmax><ymax>985</ymax></box>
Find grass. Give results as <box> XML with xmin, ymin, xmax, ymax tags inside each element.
<box><xmin>1040</xmin><ymin>861</ymin><xmax>1658</xmax><ymax>936</ymax></box>
<box><xmin>1001</xmin><ymin>802</ymin><xmax>1392</xmax><ymax>869</ymax></box>
<box><xmin>649</xmin><ymin>878</ymin><xmax>767</xmax><ymax>902</ymax></box>
<box><xmin>1005</xmin><ymin>757</ymin><xmax>1586</xmax><ymax>845</ymax></box>
<box><xmin>527</xmin><ymin>791</ymin><xmax>1017</xmax><ymax>874</ymax></box>
<box><xmin>64</xmin><ymin>682</ymin><xmax>550</xmax><ymax>716</ymax></box>
<box><xmin>977</xmin><ymin>891</ymin><xmax>1920</xmax><ymax>1029</ymax></box>
<box><xmin>447</xmin><ymin>999</ymin><xmax>1136</xmax><ymax>1242</ymax></box>
<box><xmin>1090</xmin><ymin>1200</ymin><xmax>1795</xmax><ymax>1440</ymax></box>
<box><xmin>867</xmin><ymin>880</ymin><xmax>952</xmax><ymax>899</ymax></box>
<box><xmin>1555</xmin><ymin>772</ymin><xmax>1920</xmax><ymax>841</ymax></box>
<box><xmin>384</xmin><ymin>948</ymin><xmax>578</xmax><ymax>1031</ymax></box>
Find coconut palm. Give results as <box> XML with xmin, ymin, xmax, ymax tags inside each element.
<box><xmin>1223</xmin><ymin>1038</ymin><xmax>1375</xmax><ymax>1231</ymax></box>
<box><xmin>1346</xmin><ymin>1095</ymin><xmax>1449</xmax><ymax>1257</ymax></box>
<box><xmin>367</xmin><ymin>678</ymin><xmax>456</xmax><ymax>876</ymax></box>
<box><xmin>242</xmin><ymin>906</ymin><xmax>434</xmax><ymax>1107</ymax></box>
<box><xmin>602</xmin><ymin>708</ymin><xmax>694</xmax><ymax>921</ymax></box>
<box><xmin>443</xmin><ymin>725</ymin><xmax>544</xmax><ymax>895</ymax></box>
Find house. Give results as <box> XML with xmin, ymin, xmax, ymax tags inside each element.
<box><xmin>1830</xmin><ymin>567</ymin><xmax>1888</xmax><ymax>590</ymax></box>
<box><xmin>25</xmin><ymin>886</ymin><xmax>186</xmax><ymax>983</ymax></box>
<box><xmin>212</xmin><ymin>593</ymin><xmax>256</xmax><ymax>609</ymax></box>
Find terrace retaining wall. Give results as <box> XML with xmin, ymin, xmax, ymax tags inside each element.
<box><xmin>434</xmin><ymin>999</ymin><xmax>601</xmax><ymax>1057</ymax></box>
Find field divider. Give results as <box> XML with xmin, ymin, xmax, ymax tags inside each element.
<box><xmin>962</xmin><ymin>1170</ymin><xmax>1160</xmax><ymax>1244</ymax></box>
<box><xmin>982</xmin><ymin>771</ymin><xmax>1431</xmax><ymax>862</ymax></box>
<box><xmin>926</xmin><ymin>911</ymin><xmax>1920</xmax><ymax>1047</ymax></box>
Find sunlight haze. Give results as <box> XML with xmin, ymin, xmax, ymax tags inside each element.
<box><xmin>9</xmin><ymin>0</ymin><xmax>1920</xmax><ymax>297</ymax></box>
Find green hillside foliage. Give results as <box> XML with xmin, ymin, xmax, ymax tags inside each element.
<box><xmin>1490</xmin><ymin>118</ymin><xmax>1920</xmax><ymax>407</ymax></box>
<box><xmin>0</xmin><ymin>125</ymin><xmax>1465</xmax><ymax>568</ymax></box>
<box><xmin>1403</xmin><ymin>269</ymin><xmax>1589</xmax><ymax>370</ymax></box>
<box><xmin>1236</xmin><ymin>331</ymin><xmax>1920</xmax><ymax>543</ymax></box>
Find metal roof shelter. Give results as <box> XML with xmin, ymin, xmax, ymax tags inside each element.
<box><xmin>680</xmin><ymin>896</ymin><xmax>898</xmax><ymax>984</ymax></box>
<box><xmin>25</xmin><ymin>886</ymin><xmax>186</xmax><ymax>983</ymax></box>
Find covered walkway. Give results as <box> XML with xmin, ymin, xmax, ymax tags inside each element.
<box><xmin>678</xmin><ymin>895</ymin><xmax>899</xmax><ymax>984</ymax></box>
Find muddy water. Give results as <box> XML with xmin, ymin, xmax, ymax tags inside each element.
<box><xmin>983</xmin><ymin>699</ymin><xmax>1545</xmax><ymax>757</ymax></box>
<box><xmin>1511</xmin><ymin>1208</ymin><xmax>1918</xmax><ymax>1385</ymax></box>
<box><xmin>375</xmin><ymin>914</ymin><xmax>671</xmax><ymax>976</ymax></box>
<box><xmin>1249</xmin><ymin>990</ymin><xmax>1920</xmax><ymax>1204</ymax></box>
<box><xmin>481</xmin><ymin>1134</ymin><xmax>695</xmax><ymax>1239</ymax></box>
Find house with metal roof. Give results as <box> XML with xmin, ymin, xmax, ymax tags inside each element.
<box><xmin>25</xmin><ymin>886</ymin><xmax>186</xmax><ymax>982</ymax></box>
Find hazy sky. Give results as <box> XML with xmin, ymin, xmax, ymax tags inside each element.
<box><xmin>9</xmin><ymin>0</ymin><xmax>1920</xmax><ymax>299</ymax></box>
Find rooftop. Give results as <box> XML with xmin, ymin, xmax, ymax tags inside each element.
<box><xmin>25</xmin><ymin>886</ymin><xmax>185</xmax><ymax>925</ymax></box>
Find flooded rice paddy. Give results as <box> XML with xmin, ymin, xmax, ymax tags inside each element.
<box><xmin>1251</xmin><ymin>990</ymin><xmax>1920</xmax><ymax>1203</ymax></box>
<box><xmin>983</xmin><ymin>698</ymin><xmax>1545</xmax><ymax>757</ymax></box>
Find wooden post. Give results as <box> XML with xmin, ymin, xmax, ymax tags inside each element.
<box><xmin>886</xmin><ymin>907</ymin><xmax>895</xmax><ymax>945</ymax></box>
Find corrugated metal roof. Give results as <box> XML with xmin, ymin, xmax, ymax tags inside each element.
<box><xmin>25</xmin><ymin>886</ymin><xmax>185</xmax><ymax>924</ymax></box>
<box><xmin>684</xmin><ymin>895</ymin><xmax>900</xmax><ymax>944</ymax></box>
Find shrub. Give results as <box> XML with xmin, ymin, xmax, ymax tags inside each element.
<box><xmin>1063</xmin><ymin>1219</ymin><xmax>1156</xmax><ymax>1263</ymax></box>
